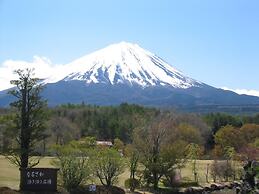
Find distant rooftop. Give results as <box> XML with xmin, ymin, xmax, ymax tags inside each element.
<box><xmin>96</xmin><ymin>141</ymin><xmax>113</xmax><ymax>146</ymax></box>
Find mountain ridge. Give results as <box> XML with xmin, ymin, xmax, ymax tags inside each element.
<box><xmin>1</xmin><ymin>41</ymin><xmax>259</xmax><ymax>112</ymax></box>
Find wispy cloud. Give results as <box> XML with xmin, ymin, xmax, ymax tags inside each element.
<box><xmin>221</xmin><ymin>87</ymin><xmax>259</xmax><ymax>97</ymax></box>
<box><xmin>0</xmin><ymin>56</ymin><xmax>64</xmax><ymax>90</ymax></box>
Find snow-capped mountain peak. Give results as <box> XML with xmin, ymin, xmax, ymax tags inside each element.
<box><xmin>3</xmin><ymin>42</ymin><xmax>259</xmax><ymax>109</ymax></box>
<box><xmin>48</xmin><ymin>41</ymin><xmax>202</xmax><ymax>88</ymax></box>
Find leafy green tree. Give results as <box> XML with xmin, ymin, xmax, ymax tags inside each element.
<box><xmin>224</xmin><ymin>146</ymin><xmax>237</xmax><ymax>181</ymax></box>
<box><xmin>239</xmin><ymin>124</ymin><xmax>259</xmax><ymax>145</ymax></box>
<box><xmin>0</xmin><ymin>114</ymin><xmax>16</xmax><ymax>153</ymax></box>
<box><xmin>204</xmin><ymin>113</ymin><xmax>242</xmax><ymax>134</ymax></box>
<box><xmin>92</xmin><ymin>148</ymin><xmax>125</xmax><ymax>187</ymax></box>
<box><xmin>48</xmin><ymin>116</ymin><xmax>80</xmax><ymax>145</ymax></box>
<box><xmin>214</xmin><ymin>124</ymin><xmax>259</xmax><ymax>155</ymax></box>
<box><xmin>186</xmin><ymin>143</ymin><xmax>203</xmax><ymax>182</ymax></box>
<box><xmin>161</xmin><ymin>140</ymin><xmax>187</xmax><ymax>187</ymax></box>
<box><xmin>174</xmin><ymin>123</ymin><xmax>203</xmax><ymax>145</ymax></box>
<box><xmin>7</xmin><ymin>69</ymin><xmax>47</xmax><ymax>189</ymax></box>
<box><xmin>113</xmin><ymin>138</ymin><xmax>124</xmax><ymax>152</ymax></box>
<box><xmin>214</xmin><ymin>125</ymin><xmax>244</xmax><ymax>152</ymax></box>
<box><xmin>134</xmin><ymin>114</ymin><xmax>168</xmax><ymax>190</ymax></box>
<box><xmin>242</xmin><ymin>113</ymin><xmax>259</xmax><ymax>124</ymax></box>
<box><xmin>124</xmin><ymin>144</ymin><xmax>140</xmax><ymax>192</ymax></box>
<box><xmin>134</xmin><ymin>113</ymin><xmax>187</xmax><ymax>190</ymax></box>
<box><xmin>124</xmin><ymin>178</ymin><xmax>140</xmax><ymax>192</ymax></box>
<box><xmin>253</xmin><ymin>138</ymin><xmax>259</xmax><ymax>148</ymax></box>
<box><xmin>204</xmin><ymin>113</ymin><xmax>242</xmax><ymax>149</ymax></box>
<box><xmin>124</xmin><ymin>144</ymin><xmax>139</xmax><ymax>179</ymax></box>
<box><xmin>52</xmin><ymin>141</ymin><xmax>91</xmax><ymax>192</ymax></box>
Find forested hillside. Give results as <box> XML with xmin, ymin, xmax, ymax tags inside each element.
<box><xmin>1</xmin><ymin>103</ymin><xmax>258</xmax><ymax>157</ymax></box>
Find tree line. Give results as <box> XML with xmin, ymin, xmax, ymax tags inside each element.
<box><xmin>1</xmin><ymin>102</ymin><xmax>259</xmax><ymax>156</ymax></box>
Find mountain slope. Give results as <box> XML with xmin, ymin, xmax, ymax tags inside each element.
<box><xmin>1</xmin><ymin>41</ymin><xmax>259</xmax><ymax>112</ymax></box>
<box><xmin>45</xmin><ymin>42</ymin><xmax>203</xmax><ymax>88</ymax></box>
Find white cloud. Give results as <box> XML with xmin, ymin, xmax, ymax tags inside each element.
<box><xmin>0</xmin><ymin>56</ymin><xmax>65</xmax><ymax>91</ymax></box>
<box><xmin>221</xmin><ymin>87</ymin><xmax>259</xmax><ymax>97</ymax></box>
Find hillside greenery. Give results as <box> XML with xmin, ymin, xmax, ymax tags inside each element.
<box><xmin>1</xmin><ymin>104</ymin><xmax>259</xmax><ymax>156</ymax></box>
<box><xmin>0</xmin><ymin>103</ymin><xmax>259</xmax><ymax>192</ymax></box>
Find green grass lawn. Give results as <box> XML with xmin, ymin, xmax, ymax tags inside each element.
<box><xmin>0</xmin><ymin>156</ymin><xmax>54</xmax><ymax>189</ymax></box>
<box><xmin>0</xmin><ymin>156</ymin><xmax>240</xmax><ymax>190</ymax></box>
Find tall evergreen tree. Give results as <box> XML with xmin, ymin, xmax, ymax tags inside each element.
<box><xmin>7</xmin><ymin>68</ymin><xmax>47</xmax><ymax>189</ymax></box>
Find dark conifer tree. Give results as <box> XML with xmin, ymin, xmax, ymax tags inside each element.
<box><xmin>7</xmin><ymin>68</ymin><xmax>47</xmax><ymax>189</ymax></box>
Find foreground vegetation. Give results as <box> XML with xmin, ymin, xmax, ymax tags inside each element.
<box><xmin>0</xmin><ymin>156</ymin><xmax>240</xmax><ymax>190</ymax></box>
<box><xmin>1</xmin><ymin>104</ymin><xmax>258</xmax><ymax>193</ymax></box>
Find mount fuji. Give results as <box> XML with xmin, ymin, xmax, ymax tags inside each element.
<box><xmin>44</xmin><ymin>41</ymin><xmax>203</xmax><ymax>88</ymax></box>
<box><xmin>1</xmin><ymin>42</ymin><xmax>259</xmax><ymax>111</ymax></box>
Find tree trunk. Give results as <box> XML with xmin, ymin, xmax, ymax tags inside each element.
<box><xmin>20</xmin><ymin>80</ymin><xmax>29</xmax><ymax>190</ymax></box>
<box><xmin>19</xmin><ymin>169</ymin><xmax>23</xmax><ymax>190</ymax></box>
<box><xmin>226</xmin><ymin>160</ymin><xmax>229</xmax><ymax>182</ymax></box>
<box><xmin>106</xmin><ymin>176</ymin><xmax>111</xmax><ymax>187</ymax></box>
<box><xmin>206</xmin><ymin>163</ymin><xmax>209</xmax><ymax>183</ymax></box>
<box><xmin>153</xmin><ymin>172</ymin><xmax>158</xmax><ymax>190</ymax></box>
<box><xmin>43</xmin><ymin>138</ymin><xmax>46</xmax><ymax>155</ymax></box>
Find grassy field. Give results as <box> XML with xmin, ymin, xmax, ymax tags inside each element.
<box><xmin>0</xmin><ymin>156</ymin><xmax>239</xmax><ymax>190</ymax></box>
<box><xmin>0</xmin><ymin>156</ymin><xmax>54</xmax><ymax>189</ymax></box>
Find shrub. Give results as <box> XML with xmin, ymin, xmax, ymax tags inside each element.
<box><xmin>52</xmin><ymin>144</ymin><xmax>91</xmax><ymax>192</ymax></box>
<box><xmin>124</xmin><ymin>178</ymin><xmax>140</xmax><ymax>192</ymax></box>
<box><xmin>210</xmin><ymin>160</ymin><xmax>234</xmax><ymax>182</ymax></box>
<box><xmin>162</xmin><ymin>177</ymin><xmax>198</xmax><ymax>188</ymax></box>
<box><xmin>92</xmin><ymin>148</ymin><xmax>125</xmax><ymax>187</ymax></box>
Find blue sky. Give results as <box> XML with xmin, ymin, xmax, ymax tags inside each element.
<box><xmin>1</xmin><ymin>0</ymin><xmax>259</xmax><ymax>93</ymax></box>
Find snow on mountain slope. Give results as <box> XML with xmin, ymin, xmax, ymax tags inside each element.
<box><xmin>46</xmin><ymin>42</ymin><xmax>203</xmax><ymax>88</ymax></box>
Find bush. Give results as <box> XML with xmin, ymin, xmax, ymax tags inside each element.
<box><xmin>162</xmin><ymin>177</ymin><xmax>198</xmax><ymax>188</ymax></box>
<box><xmin>52</xmin><ymin>144</ymin><xmax>91</xmax><ymax>192</ymax></box>
<box><xmin>172</xmin><ymin>181</ymin><xmax>199</xmax><ymax>188</ymax></box>
<box><xmin>92</xmin><ymin>148</ymin><xmax>125</xmax><ymax>187</ymax></box>
<box><xmin>124</xmin><ymin>178</ymin><xmax>140</xmax><ymax>191</ymax></box>
<box><xmin>210</xmin><ymin>160</ymin><xmax>235</xmax><ymax>182</ymax></box>
<box><xmin>163</xmin><ymin>171</ymin><xmax>176</xmax><ymax>187</ymax></box>
<box><xmin>59</xmin><ymin>155</ymin><xmax>88</xmax><ymax>191</ymax></box>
